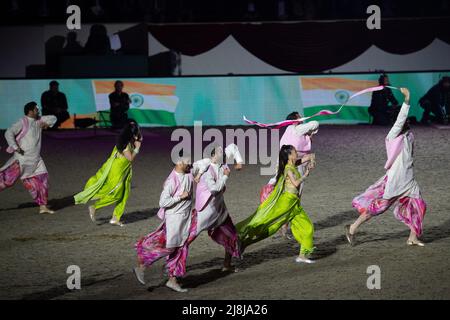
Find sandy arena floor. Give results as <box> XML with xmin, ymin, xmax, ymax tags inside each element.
<box><xmin>0</xmin><ymin>125</ymin><xmax>449</xmax><ymax>300</ymax></box>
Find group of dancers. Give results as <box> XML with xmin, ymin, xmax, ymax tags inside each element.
<box><xmin>0</xmin><ymin>87</ymin><xmax>427</xmax><ymax>293</ymax></box>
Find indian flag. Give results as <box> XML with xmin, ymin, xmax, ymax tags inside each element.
<box><xmin>300</xmin><ymin>77</ymin><xmax>378</xmax><ymax>124</ymax></box>
<box><xmin>92</xmin><ymin>80</ymin><xmax>178</xmax><ymax>126</ymax></box>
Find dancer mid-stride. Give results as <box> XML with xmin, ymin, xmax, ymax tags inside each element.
<box><xmin>346</xmin><ymin>87</ymin><xmax>427</xmax><ymax>247</ymax></box>
<box><xmin>74</xmin><ymin>120</ymin><xmax>142</xmax><ymax>227</ymax></box>
<box><xmin>260</xmin><ymin>112</ymin><xmax>318</xmax><ymax>239</ymax></box>
<box><xmin>193</xmin><ymin>146</ymin><xmax>242</xmax><ymax>272</ymax></box>
<box><xmin>134</xmin><ymin>155</ymin><xmax>195</xmax><ymax>293</ymax></box>
<box><xmin>237</xmin><ymin>145</ymin><xmax>316</xmax><ymax>264</ymax></box>
<box><xmin>0</xmin><ymin>102</ymin><xmax>56</xmax><ymax>214</ymax></box>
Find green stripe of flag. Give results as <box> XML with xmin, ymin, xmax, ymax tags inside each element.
<box><xmin>303</xmin><ymin>105</ymin><xmax>370</xmax><ymax>123</ymax></box>
<box><xmin>128</xmin><ymin>109</ymin><xmax>176</xmax><ymax>126</ymax></box>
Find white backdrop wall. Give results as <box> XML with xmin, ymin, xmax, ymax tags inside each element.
<box><xmin>1</xmin><ymin>24</ymin><xmax>450</xmax><ymax>78</ymax></box>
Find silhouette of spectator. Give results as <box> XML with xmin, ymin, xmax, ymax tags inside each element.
<box><xmin>84</xmin><ymin>24</ymin><xmax>112</xmax><ymax>55</ymax></box>
<box><xmin>63</xmin><ymin>32</ymin><xmax>84</xmax><ymax>55</ymax></box>
<box><xmin>368</xmin><ymin>74</ymin><xmax>400</xmax><ymax>125</ymax></box>
<box><xmin>109</xmin><ymin>80</ymin><xmax>131</xmax><ymax>129</ymax></box>
<box><xmin>419</xmin><ymin>76</ymin><xmax>450</xmax><ymax>125</ymax></box>
<box><xmin>41</xmin><ymin>80</ymin><xmax>70</xmax><ymax>128</ymax></box>
<box><xmin>45</xmin><ymin>35</ymin><xmax>66</xmax><ymax>76</ymax></box>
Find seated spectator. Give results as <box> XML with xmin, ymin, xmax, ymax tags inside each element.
<box><xmin>84</xmin><ymin>24</ymin><xmax>112</xmax><ymax>55</ymax></box>
<box><xmin>368</xmin><ymin>74</ymin><xmax>400</xmax><ymax>125</ymax></box>
<box><xmin>419</xmin><ymin>76</ymin><xmax>450</xmax><ymax>125</ymax></box>
<box><xmin>109</xmin><ymin>80</ymin><xmax>131</xmax><ymax>129</ymax></box>
<box><xmin>63</xmin><ymin>32</ymin><xmax>84</xmax><ymax>56</ymax></box>
<box><xmin>40</xmin><ymin>80</ymin><xmax>70</xmax><ymax>128</ymax></box>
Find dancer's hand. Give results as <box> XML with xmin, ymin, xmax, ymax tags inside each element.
<box><xmin>180</xmin><ymin>191</ymin><xmax>190</xmax><ymax>200</ymax></box>
<box><xmin>223</xmin><ymin>167</ymin><xmax>231</xmax><ymax>176</ymax></box>
<box><xmin>134</xmin><ymin>140</ymin><xmax>142</xmax><ymax>149</ymax></box>
<box><xmin>234</xmin><ymin>163</ymin><xmax>243</xmax><ymax>171</ymax></box>
<box><xmin>400</xmin><ymin>87</ymin><xmax>410</xmax><ymax>104</ymax></box>
<box><xmin>303</xmin><ymin>167</ymin><xmax>311</xmax><ymax>177</ymax></box>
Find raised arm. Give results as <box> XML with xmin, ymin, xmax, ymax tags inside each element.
<box><xmin>40</xmin><ymin>115</ymin><xmax>57</xmax><ymax>128</ymax></box>
<box><xmin>294</xmin><ymin>120</ymin><xmax>319</xmax><ymax>136</ymax></box>
<box><xmin>387</xmin><ymin>88</ymin><xmax>410</xmax><ymax>140</ymax></box>
<box><xmin>224</xmin><ymin>143</ymin><xmax>244</xmax><ymax>164</ymax></box>
<box><xmin>192</xmin><ymin>158</ymin><xmax>211</xmax><ymax>176</ymax></box>
<box><xmin>5</xmin><ymin>119</ymin><xmax>23</xmax><ymax>151</ymax></box>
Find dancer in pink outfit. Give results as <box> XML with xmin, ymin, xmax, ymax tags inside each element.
<box><xmin>346</xmin><ymin>88</ymin><xmax>427</xmax><ymax>247</ymax></box>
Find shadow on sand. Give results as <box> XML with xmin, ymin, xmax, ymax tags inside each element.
<box><xmin>0</xmin><ymin>195</ymin><xmax>75</xmax><ymax>212</ymax></box>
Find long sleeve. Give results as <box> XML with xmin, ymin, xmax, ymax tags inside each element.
<box><xmin>204</xmin><ymin>167</ymin><xmax>228</xmax><ymax>194</ymax></box>
<box><xmin>294</xmin><ymin>120</ymin><xmax>319</xmax><ymax>136</ymax></box>
<box><xmin>192</xmin><ymin>158</ymin><xmax>211</xmax><ymax>176</ymax></box>
<box><xmin>4</xmin><ymin>119</ymin><xmax>23</xmax><ymax>151</ymax></box>
<box><xmin>40</xmin><ymin>115</ymin><xmax>57</xmax><ymax>127</ymax></box>
<box><xmin>224</xmin><ymin>143</ymin><xmax>244</xmax><ymax>164</ymax></box>
<box><xmin>387</xmin><ymin>102</ymin><xmax>410</xmax><ymax>140</ymax></box>
<box><xmin>159</xmin><ymin>179</ymin><xmax>181</xmax><ymax>208</ymax></box>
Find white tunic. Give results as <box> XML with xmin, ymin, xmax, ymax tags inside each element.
<box><xmin>1</xmin><ymin>116</ymin><xmax>57</xmax><ymax>179</ymax></box>
<box><xmin>196</xmin><ymin>163</ymin><xmax>229</xmax><ymax>234</ymax></box>
<box><xmin>384</xmin><ymin>103</ymin><xmax>420</xmax><ymax>199</ymax></box>
<box><xmin>159</xmin><ymin>171</ymin><xmax>193</xmax><ymax>248</ymax></box>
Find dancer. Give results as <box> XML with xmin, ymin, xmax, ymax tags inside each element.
<box><xmin>133</xmin><ymin>155</ymin><xmax>194</xmax><ymax>293</ymax></box>
<box><xmin>260</xmin><ymin>112</ymin><xmax>318</xmax><ymax>238</ymax></box>
<box><xmin>346</xmin><ymin>87</ymin><xmax>427</xmax><ymax>246</ymax></box>
<box><xmin>0</xmin><ymin>102</ymin><xmax>56</xmax><ymax>214</ymax></box>
<box><xmin>237</xmin><ymin>145</ymin><xmax>315</xmax><ymax>263</ymax></box>
<box><xmin>193</xmin><ymin>146</ymin><xmax>241</xmax><ymax>271</ymax></box>
<box><xmin>74</xmin><ymin>120</ymin><xmax>142</xmax><ymax>226</ymax></box>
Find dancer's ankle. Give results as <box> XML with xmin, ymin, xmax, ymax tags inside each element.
<box><xmin>349</xmin><ymin>224</ymin><xmax>356</xmax><ymax>235</ymax></box>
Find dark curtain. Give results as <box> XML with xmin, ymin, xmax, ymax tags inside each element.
<box><xmin>149</xmin><ymin>24</ymin><xmax>229</xmax><ymax>56</ymax></box>
<box><xmin>146</xmin><ymin>18</ymin><xmax>450</xmax><ymax>73</ymax></box>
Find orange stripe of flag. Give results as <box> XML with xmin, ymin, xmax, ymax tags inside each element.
<box><xmin>301</xmin><ymin>77</ymin><xmax>378</xmax><ymax>91</ymax></box>
<box><xmin>93</xmin><ymin>80</ymin><xmax>176</xmax><ymax>96</ymax></box>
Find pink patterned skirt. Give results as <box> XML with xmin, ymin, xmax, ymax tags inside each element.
<box><xmin>352</xmin><ymin>176</ymin><xmax>426</xmax><ymax>236</ymax></box>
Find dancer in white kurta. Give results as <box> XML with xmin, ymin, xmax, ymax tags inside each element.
<box><xmin>346</xmin><ymin>88</ymin><xmax>427</xmax><ymax>247</ymax></box>
<box><xmin>0</xmin><ymin>102</ymin><xmax>56</xmax><ymax>214</ymax></box>
<box><xmin>192</xmin><ymin>146</ymin><xmax>241</xmax><ymax>271</ymax></box>
<box><xmin>134</xmin><ymin>156</ymin><xmax>195</xmax><ymax>293</ymax></box>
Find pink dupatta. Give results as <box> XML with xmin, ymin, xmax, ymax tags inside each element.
<box><xmin>6</xmin><ymin>117</ymin><xmax>30</xmax><ymax>154</ymax></box>
<box><xmin>157</xmin><ymin>170</ymin><xmax>193</xmax><ymax>220</ymax></box>
<box><xmin>384</xmin><ymin>132</ymin><xmax>414</xmax><ymax>170</ymax></box>
<box><xmin>195</xmin><ymin>164</ymin><xmax>228</xmax><ymax>212</ymax></box>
